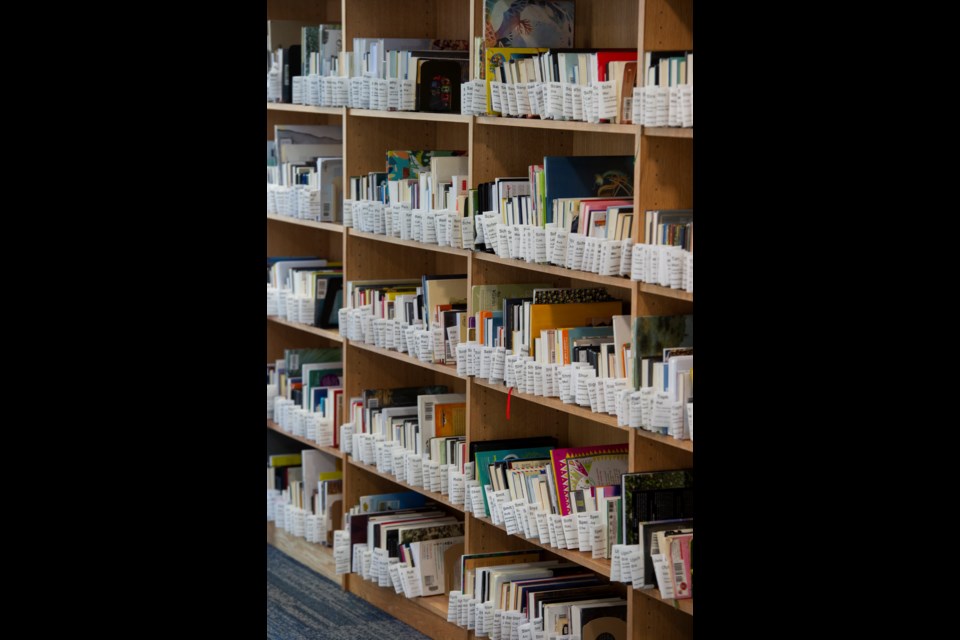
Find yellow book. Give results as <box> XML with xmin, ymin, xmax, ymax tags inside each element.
<box><xmin>268</xmin><ymin>453</ymin><xmax>302</xmax><ymax>467</ymax></box>
<box><xmin>435</xmin><ymin>402</ymin><xmax>466</xmax><ymax>437</ymax></box>
<box><xmin>485</xmin><ymin>47</ymin><xmax>548</xmax><ymax>115</ymax></box>
<box><xmin>527</xmin><ymin>301</ymin><xmax>624</xmax><ymax>356</ymax></box>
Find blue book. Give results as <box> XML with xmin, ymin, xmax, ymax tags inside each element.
<box><xmin>542</xmin><ymin>156</ymin><xmax>635</xmax><ymax>226</ymax></box>
<box><xmin>358</xmin><ymin>491</ymin><xmax>429</xmax><ymax>513</ymax></box>
<box><xmin>475</xmin><ymin>446</ymin><xmax>555</xmax><ymax>513</ymax></box>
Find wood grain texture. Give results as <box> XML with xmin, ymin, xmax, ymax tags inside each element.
<box><xmin>345</xmin><ymin>575</ymin><xmax>468</xmax><ymax>640</ymax></box>
<box><xmin>267</xmin><ymin>419</ymin><xmax>344</xmax><ymax>459</ymax></box>
<box><xmin>640</xmin><ymin>0</ymin><xmax>693</xmax><ymax>52</ymax></box>
<box><xmin>347</xmin><ymin>338</ymin><xmax>467</xmax><ymax>381</ymax></box>
<box><xmin>345</xmin><ymin>228</ymin><xmax>468</xmax><ymax>282</ymax></box>
<box><xmin>577</xmin><ymin>0</ymin><xmax>640</xmax><ymax>48</ymax></box>
<box><xmin>630</xmin><ymin>428</ymin><xmax>693</xmax><ymax>472</ymax></box>
<box><xmin>343</xmin><ymin>0</ymin><xmax>468</xmax><ymax>43</ymax></box>
<box><xmin>348</xmin><ymin>109</ymin><xmax>472</xmax><ymax>123</ymax></box>
<box><xmin>632</xmin><ymin>587</ymin><xmax>694</xmax><ymax>640</ymax></box>
<box><xmin>268</xmin><ymin>109</ymin><xmax>343</xmax><ymax>140</ymax></box>
<box><xmin>268</xmin><ymin>104</ymin><xmax>346</xmax><ymax>116</ymax></box>
<box><xmin>644</xmin><ymin>127</ymin><xmax>693</xmax><ymax>139</ymax></box>
<box><xmin>469</xmin><ymin>378</ymin><xmax>566</xmax><ymax>443</ymax></box>
<box><xmin>348</xmin><ymin>229</ymin><xmax>473</xmax><ymax>257</ymax></box>
<box><xmin>267</xmin><ymin>521</ymin><xmax>342</xmax><ymax>584</ymax></box>
<box><xmin>268</xmin><ymin>0</ymin><xmax>340</xmax><ymax>21</ymax></box>
<box><xmin>267</xmin><ymin>315</ymin><xmax>344</xmax><ymax>343</ymax></box>
<box><xmin>472</xmin><ymin>378</ymin><xmax>629</xmax><ymax>432</ymax></box>
<box><xmin>637</xmin><ymin>136</ymin><xmax>693</xmax><ymax>220</ymax></box>
<box><xmin>473</xmin><ymin>251</ymin><xmax>635</xmax><ymax>291</ymax></box>
<box><xmin>268</xmin><ymin>318</ymin><xmax>340</xmax><ymax>362</ymax></box>
<box><xmin>347</xmin><ymin>457</ymin><xmax>465</xmax><ymax>513</ymax></box>
<box><xmin>266</xmin><ymin>214</ymin><xmax>346</xmax><ymax>234</ymax></box>
<box><xmin>476</xmin><ymin>117</ymin><xmax>637</xmax><ymax>135</ymax></box>
<box><xmin>267</xmin><ymin>217</ymin><xmax>345</xmax><ymax>261</ymax></box>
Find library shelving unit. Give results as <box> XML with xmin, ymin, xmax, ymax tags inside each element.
<box><xmin>266</xmin><ymin>1</ymin><xmax>693</xmax><ymax>638</ymax></box>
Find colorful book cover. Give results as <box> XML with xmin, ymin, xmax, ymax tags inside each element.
<box><xmin>542</xmin><ymin>156</ymin><xmax>634</xmax><ymax>227</ymax></box>
<box><xmin>475</xmin><ymin>446</ymin><xmax>556</xmax><ymax>513</ymax></box>
<box><xmin>549</xmin><ymin>444</ymin><xmax>629</xmax><ymax>516</ymax></box>
<box><xmin>385</xmin><ymin>150</ymin><xmax>467</xmax><ymax>181</ymax></box>
<box><xmin>358</xmin><ymin>491</ymin><xmax>429</xmax><ymax>513</ymax></box>
<box><xmin>485</xmin><ymin>46</ymin><xmax>549</xmax><ymax>114</ymax></box>
<box><xmin>484</xmin><ymin>1</ymin><xmax>575</xmax><ymax>48</ymax></box>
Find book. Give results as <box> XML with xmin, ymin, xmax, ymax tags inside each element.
<box><xmin>543</xmin><ymin>156</ymin><xmax>635</xmax><ymax>226</ymax></box>
<box><xmin>385</xmin><ymin>150</ymin><xmax>466</xmax><ymax>181</ymax></box>
<box><xmin>416</xmin><ymin>59</ymin><xmax>463</xmax><ymax>113</ymax></box>
<box><xmin>549</xmin><ymin>444</ymin><xmax>630</xmax><ymax>516</ymax></box>
<box><xmin>483</xmin><ymin>1</ymin><xmax>575</xmax><ymax>48</ymax></box>
<box><xmin>621</xmin><ymin>470</ymin><xmax>694</xmax><ymax>545</ymax></box>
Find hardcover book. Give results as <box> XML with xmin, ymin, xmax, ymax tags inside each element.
<box><xmin>549</xmin><ymin>444</ymin><xmax>630</xmax><ymax>516</ymax></box>
<box><xmin>483</xmin><ymin>0</ymin><xmax>575</xmax><ymax>48</ymax></box>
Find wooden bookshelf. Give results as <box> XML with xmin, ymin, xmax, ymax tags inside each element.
<box><xmin>348</xmin><ymin>108</ymin><xmax>472</xmax><ymax>124</ymax></box>
<box><xmin>267</xmin><ymin>316</ymin><xmax>344</xmax><ymax>343</ymax></box>
<box><xmin>475</xmin><ymin>116</ymin><xmax>638</xmax><ymax>135</ymax></box>
<box><xmin>347</xmin><ymin>457</ymin><xmax>465</xmax><ymax>513</ymax></box>
<box><xmin>266</xmin><ymin>214</ymin><xmax>345</xmax><ymax>234</ymax></box>
<box><xmin>267</xmin><ymin>521</ymin><xmax>340</xmax><ymax>584</ymax></box>
<box><xmin>267</xmin><ymin>103</ymin><xmax>345</xmax><ymax>116</ymax></box>
<box><xmin>267</xmin><ymin>2</ymin><xmax>694</xmax><ymax>637</ymax></box>
<box><xmin>644</xmin><ymin>127</ymin><xmax>694</xmax><ymax>139</ymax></box>
<box><xmin>267</xmin><ymin>419</ymin><xmax>344</xmax><ymax>459</ymax></box>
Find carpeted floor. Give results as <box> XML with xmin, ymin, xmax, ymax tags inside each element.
<box><xmin>267</xmin><ymin>545</ymin><xmax>431</xmax><ymax>640</ymax></box>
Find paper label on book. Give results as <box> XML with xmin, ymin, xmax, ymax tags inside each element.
<box><xmin>469</xmin><ymin>485</ymin><xmax>487</xmax><ymax>517</ymax></box>
<box><xmin>514</xmin><ymin>500</ymin><xmax>533</xmax><ymax>538</ymax></box>
<box><xmin>422</xmin><ymin>211</ymin><xmax>438</xmax><ymax>244</ymax></box>
<box><xmin>519</xmin><ymin>623</ymin><xmax>533</xmax><ymax>640</ymax></box>
<box><xmin>687</xmin><ymin>402</ymin><xmax>694</xmax><ymax>441</ymax></box>
<box><xmin>410</xmin><ymin>210</ymin><xmax>423</xmax><ymax>242</ymax></box>
<box><xmin>533</xmin><ymin>510</ymin><xmax>549</xmax><ymax>543</ymax></box>
<box><xmin>399</xmin><ymin>565</ymin><xmax>422</xmax><ymax>598</ymax></box>
<box><xmin>575</xmin><ymin>367</ymin><xmax>595</xmax><ymax>407</ymax></box>
<box><xmin>450</xmin><ymin>473</ymin><xmax>466</xmax><ymax>504</ymax></box>
<box><xmin>501</xmin><ymin>499</ymin><xmax>521</xmax><ymax>535</ymax></box>
<box><xmin>449</xmin><ymin>215</ymin><xmax>463</xmax><ymax>249</ymax></box>
<box><xmin>416</xmin><ymin>329</ymin><xmax>433</xmax><ymax>363</ymax></box>
<box><xmin>491</xmin><ymin>81</ymin><xmax>503</xmax><ymax>113</ymax></box>
<box><xmin>361</xmin><ymin>549</ymin><xmax>373</xmax><ymax>581</ymax></box>
<box><xmin>595</xmin><ymin>80</ymin><xmax>618</xmax><ymax>120</ymax></box>
<box><xmin>333</xmin><ymin>530</ymin><xmax>351</xmax><ymax>574</ymax></box>
<box><xmin>651</xmin><ymin>554</ymin><xmax>675</xmax><ymax>599</ymax></box>
<box><xmin>669</xmin><ymin>401</ymin><xmax>685</xmax><ymax>440</ymax></box>
<box><xmin>515</xmin><ymin>84</ymin><xmax>531</xmax><ymax>116</ymax></box>
<box><xmin>438</xmin><ymin>464</ymin><xmax>450</xmax><ymax>494</ymax></box>
<box><xmin>492</xmin><ymin>609</ymin><xmax>504</xmax><ymax>640</ymax></box>
<box><xmin>628</xmin><ymin>391</ymin><xmax>644</xmax><ymax>428</ymax></box>
<box><xmin>506</xmin><ymin>611</ymin><xmax>523</xmax><ymax>640</ymax></box>
<box><xmin>448</xmin><ymin>591</ymin><xmax>462</xmax><ymax>623</ymax></box>
<box><xmin>371</xmin><ymin>548</ymin><xmax>388</xmax><ymax>584</ymax></box>
<box><xmin>498</xmin><ymin>225</ymin><xmax>512</xmax><ymax>258</ymax></box>
<box><xmin>426</xmin><ymin>460</ymin><xmax>441</xmax><ymax>492</ymax></box>
<box><xmin>274</xmin><ymin>500</ymin><xmax>287</xmax><ymax>528</ymax></box>
<box><xmin>392</xmin><ymin>448</ymin><xmax>407</xmax><ymax>482</ymax></box>
<box><xmin>591</xmin><ymin>524</ymin><xmax>608</xmax><ymax>559</ymax></box>
<box><xmin>456</xmin><ymin>343</ymin><xmax>470</xmax><ymax>376</ymax></box>
<box><xmin>489</xmin><ymin>347</ymin><xmax>506</xmax><ymax>384</ymax></box>
<box><xmin>584</xmin><ymin>85</ymin><xmax>598</xmax><ymax>123</ymax></box>
<box><xmin>620</xmin><ymin>544</ymin><xmax>639</xmax><ymax>583</ymax></box>
<box><xmin>461</xmin><ymin>82</ymin><xmax>473</xmax><ymax>115</ymax></box>
<box><xmin>668</xmin><ymin>247</ymin><xmax>684</xmax><ymax>289</ymax></box>
<box><xmin>352</xmin><ymin>543</ymin><xmax>364</xmax><ymax>575</ymax></box>
<box><xmin>651</xmin><ymin>391</ymin><xmax>670</xmax><ymax>433</ymax></box>
<box><xmin>506</xmin><ymin>84</ymin><xmax>519</xmax><ymax>116</ymax></box>
<box><xmin>503</xmin><ymin>354</ymin><xmax>517</xmax><ymax>387</ymax></box>
<box><xmin>628</xmin><ymin>547</ymin><xmax>648</xmax><ymax>588</ymax></box>
<box><xmin>609</xmin><ymin>545</ymin><xmax>624</xmax><ymax>581</ymax></box>
<box><xmin>570</xmin><ymin>85</ymin><xmax>584</xmax><ymax>121</ymax></box>
<box><xmin>479</xmin><ymin>346</ymin><xmax>494</xmax><ymax>379</ymax></box>
<box><xmin>509</xmin><ymin>225</ymin><xmax>522</xmax><ymax>259</ymax></box>
<box><xmin>548</xmin><ymin>514</ymin><xmax>563</xmax><ymax>548</ymax></box>
<box><xmin>619</xmin><ymin>240</ymin><xmax>633</xmax><ymax>276</ymax></box>
<box><xmin>339</xmin><ymin>423</ymin><xmax>353</xmax><ymax>455</ymax></box>
<box><xmin>462</xmin><ymin>214</ymin><xmax>476</xmax><ymax>249</ymax></box>
<box><xmin>465</xmin><ymin>598</ymin><xmax>476</xmax><ymax>629</ymax></box>
<box><xmin>532</xmin><ymin>631</ymin><xmax>545</xmax><ymax>640</ymax></box>
<box><xmin>668</xmin><ymin>85</ymin><xmax>679</xmax><ymax>126</ymax></box>
<box><xmin>561</xmin><ymin>83</ymin><xmax>574</xmax><ymax>119</ymax></box>
<box><xmin>585</xmin><ymin>377</ymin><xmax>600</xmax><ymax>412</ymax></box>
<box><xmin>430</xmin><ymin>325</ymin><xmax>445</xmax><ymax>364</ymax></box>
<box><xmin>561</xmin><ymin>514</ymin><xmax>579</xmax><ymax>548</ymax></box>
<box><xmin>406</xmin><ymin>453</ymin><xmax>423</xmax><ymax>486</ymax></box>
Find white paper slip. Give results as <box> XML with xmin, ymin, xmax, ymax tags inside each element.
<box><xmin>389</xmin><ymin>561</ymin><xmax>405</xmax><ymax>593</ymax></box>
<box><xmin>334</xmin><ymin>530</ymin><xmax>351</xmax><ymax>574</ymax></box>
<box><xmin>456</xmin><ymin>342</ymin><xmax>470</xmax><ymax>375</ymax></box>
<box><xmin>352</xmin><ymin>543</ymin><xmax>365</xmax><ymax>575</ymax></box>
<box><xmin>515</xmin><ymin>500</ymin><xmax>533</xmax><ymax>539</ymax></box>
<box><xmin>609</xmin><ymin>545</ymin><xmax>623</xmax><ymax>582</ymax></box>
<box><xmin>426</xmin><ymin>460</ymin><xmax>441</xmax><ymax>492</ymax></box>
<box><xmin>535</xmin><ymin>511</ymin><xmax>550</xmax><ymax>543</ymax></box>
<box><xmin>372</xmin><ymin>548</ymin><xmax>389</xmax><ymax>585</ymax></box>
<box><xmin>620</xmin><ymin>544</ymin><xmax>639</xmax><ymax>583</ymax></box>
<box><xmin>549</xmin><ymin>514</ymin><xmax>564</xmax><ymax>548</ymax></box>
<box><xmin>501</xmin><ymin>500</ymin><xmax>521</xmax><ymax>536</ymax></box>
<box><xmin>519</xmin><ymin>623</ymin><xmax>533</xmax><ymax>640</ymax></box>
<box><xmin>576</xmin><ymin>512</ymin><xmax>602</xmax><ymax>552</ymax></box>
<box><xmin>490</xmin><ymin>347</ymin><xmax>506</xmax><ymax>384</ymax></box>
<box><xmin>461</xmin><ymin>597</ymin><xmax>472</xmax><ymax>628</ymax></box>
<box><xmin>619</xmin><ymin>240</ymin><xmax>633</xmax><ymax>277</ymax></box>
<box><xmin>629</xmin><ymin>391</ymin><xmax>644</xmax><ymax>429</ymax></box>
<box><xmin>491</xmin><ymin>81</ymin><xmax>503</xmax><ymax>113</ymax></box>
<box><xmin>591</xmin><ymin>524</ymin><xmax>607</xmax><ymax>559</ymax></box>
<box><xmin>447</xmin><ymin>591</ymin><xmax>461</xmax><ymax>623</ymax></box>
<box><xmin>465</xmin><ymin>598</ymin><xmax>477</xmax><ymax>630</ymax></box>
<box><xmin>479</xmin><ymin>346</ymin><xmax>494</xmax><ymax>379</ymax></box>
<box><xmin>393</xmin><ymin>448</ymin><xmax>408</xmax><ymax>483</ymax></box>
<box><xmin>469</xmin><ymin>485</ymin><xmax>488</xmax><ymax>517</ymax></box>
<box><xmin>362</xmin><ymin>549</ymin><xmax>373</xmax><ymax>581</ymax></box>
<box><xmin>651</xmin><ymin>554</ymin><xmax>675</xmax><ymax>599</ymax></box>
<box><xmin>450</xmin><ymin>473</ymin><xmax>466</xmax><ymax>504</ymax></box>
<box><xmin>532</xmin><ymin>631</ymin><xmax>545</xmax><ymax>640</ymax></box>
<box><xmin>439</xmin><ymin>464</ymin><xmax>451</xmax><ymax>494</ymax></box>
<box><xmin>670</xmin><ymin>401</ymin><xmax>685</xmax><ymax>440</ymax></box>
<box><xmin>407</xmin><ymin>453</ymin><xmax>424</xmax><ymax>486</ymax></box>
<box><xmin>399</xmin><ymin>565</ymin><xmax>423</xmax><ymax>598</ymax></box>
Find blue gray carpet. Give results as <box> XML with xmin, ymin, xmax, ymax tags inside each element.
<box><xmin>267</xmin><ymin>545</ymin><xmax>431</xmax><ymax>639</ymax></box>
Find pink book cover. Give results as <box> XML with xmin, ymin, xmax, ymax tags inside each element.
<box><xmin>549</xmin><ymin>444</ymin><xmax>629</xmax><ymax>516</ymax></box>
<box><xmin>578</xmin><ymin>198</ymin><xmax>633</xmax><ymax>237</ymax></box>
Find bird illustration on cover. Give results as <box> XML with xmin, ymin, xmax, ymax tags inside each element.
<box><xmin>485</xmin><ymin>1</ymin><xmax>575</xmax><ymax>48</ymax></box>
<box><xmin>595</xmin><ymin>170</ymin><xmax>632</xmax><ymax>197</ymax></box>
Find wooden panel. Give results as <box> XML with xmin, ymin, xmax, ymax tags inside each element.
<box><xmin>473</xmin><ymin>251</ymin><xmax>636</xmax><ymax>295</ymax></box>
<box><xmin>632</xmin><ymin>589</ymin><xmax>694</xmax><ymax>640</ymax></box>
<box><xmin>631</xmin><ymin>291</ymin><xmax>692</xmax><ymax>317</ymax></box>
<box><xmin>476</xmin><ymin>117</ymin><xmax>637</xmax><ymax>135</ymax></box>
<box><xmin>267</xmin><ymin>218</ymin><xmax>344</xmax><ymax>260</ymax></box>
<box><xmin>472</xmin><ymin>126</ymin><xmax>572</xmax><ymax>184</ymax></box>
<box><xmin>637</xmin><ymin>136</ymin><xmax>693</xmax><ymax>216</ymax></box>
<box><xmin>473</xmin><ymin>379</ymin><xmax>628</xmax><ymax>432</ymax></box>
<box><xmin>267</xmin><ymin>419</ymin><xmax>345</xmax><ymax>460</ymax></box>
<box><xmin>630</xmin><ymin>429</ymin><xmax>693</xmax><ymax>472</ymax></box>
<box><xmin>576</xmin><ymin>0</ymin><xmax>641</xmax><ymax>49</ymax></box>
<box><xmin>267</xmin><ymin>522</ymin><xmax>342</xmax><ymax>584</ymax></box>
<box><xmin>344</xmin><ymin>0</ymin><xmax>468</xmax><ymax>43</ymax></box>
<box><xmin>268</xmin><ymin>316</ymin><xmax>343</xmax><ymax>343</ymax></box>
<box><xmin>565</xmin><ymin>415</ymin><xmax>629</xmax><ymax>449</ymax></box>
<box><xmin>346</xmin><ymin>576</ymin><xmax>468</xmax><ymax>639</ymax></box>
<box><xmin>641</xmin><ymin>0</ymin><xmax>693</xmax><ymax>52</ymax></box>
<box><xmin>267</xmin><ymin>320</ymin><xmax>341</xmax><ymax>362</ymax></box>
<box><xmin>571</xmin><ymin>130</ymin><xmax>637</xmax><ymax>156</ymax></box>
<box><xmin>268</xmin><ymin>109</ymin><xmax>343</xmax><ymax>140</ymax></box>
<box><xmin>346</xmin><ymin>232</ymin><xmax>467</xmax><ymax>281</ymax></box>
<box><xmin>268</xmin><ymin>0</ymin><xmax>340</xmax><ymax>21</ymax></box>
<box><xmin>343</xmin><ymin>116</ymin><xmax>468</xmax><ymax>180</ymax></box>
<box><xmin>469</xmin><ymin>379</ymin><xmax>566</xmax><ymax>443</ymax></box>
<box><xmin>342</xmin><ymin>345</ymin><xmax>465</xmax><ymax>412</ymax></box>
<box><xmin>467</xmin><ymin>513</ymin><xmax>534</xmax><ymax>554</ymax></box>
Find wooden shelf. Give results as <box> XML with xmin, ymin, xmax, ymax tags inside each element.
<box><xmin>638</xmin><ymin>282</ymin><xmax>693</xmax><ymax>301</ymax></box>
<box><xmin>346</xmin><ymin>575</ymin><xmax>466</xmax><ymax>639</ymax></box>
<box><xmin>470</xmin><ymin>514</ymin><xmax>612</xmax><ymax>577</ymax></box>
<box><xmin>267</xmin><ymin>521</ymin><xmax>340</xmax><ymax>584</ymax></box>
<box><xmin>476</xmin><ymin>116</ymin><xmax>637</xmax><ymax>135</ymax></box>
<box><xmin>643</xmin><ymin>127</ymin><xmax>693</xmax><ymax>139</ymax></box>
<box><xmin>266</xmin><ymin>214</ymin><xmax>346</xmax><ymax>234</ymax></box>
<box><xmin>267</xmin><ymin>103</ymin><xmax>345</xmax><ymax>116</ymax></box>
<box><xmin>348</xmin><ymin>108</ymin><xmax>472</xmax><ymax>124</ymax></box>
<box><xmin>348</xmin><ymin>229</ymin><xmax>473</xmax><ymax>258</ymax></box>
<box><xmin>346</xmin><ymin>338</ymin><xmax>465</xmax><ymax>379</ymax></box>
<box><xmin>639</xmin><ymin>588</ymin><xmax>694</xmax><ymax>616</ymax></box>
<box><xmin>267</xmin><ymin>316</ymin><xmax>344</xmax><ymax>343</ymax></box>
<box><xmin>266</xmin><ymin>419</ymin><xmax>344</xmax><ymax>459</ymax></box>
<box><xmin>347</xmin><ymin>457</ymin><xmax>465</xmax><ymax>513</ymax></box>
<box><xmin>473</xmin><ymin>252</ymin><xmax>635</xmax><ymax>290</ymax></box>
<box><xmin>472</xmin><ymin>378</ymin><xmax>629</xmax><ymax>432</ymax></box>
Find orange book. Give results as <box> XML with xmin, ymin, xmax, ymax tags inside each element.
<box><xmin>435</xmin><ymin>402</ymin><xmax>466</xmax><ymax>437</ymax></box>
<box><xmin>527</xmin><ymin>302</ymin><xmax>623</xmax><ymax>356</ymax></box>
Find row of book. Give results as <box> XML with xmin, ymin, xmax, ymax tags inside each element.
<box><xmin>265</xmin><ymin>257</ymin><xmax>343</xmax><ymax>329</ymax></box>
<box><xmin>267</xmin><ymin>346</ymin><xmax>343</xmax><ymax>447</ymax></box>
<box><xmin>267</xmin><ymin>123</ymin><xmax>344</xmax><ymax>223</ymax></box>
<box><xmin>630</xmin><ymin>244</ymin><xmax>694</xmax><ymax>293</ymax></box>
<box><xmin>267</xmin><ymin>450</ymin><xmax>343</xmax><ymax>546</ymax></box>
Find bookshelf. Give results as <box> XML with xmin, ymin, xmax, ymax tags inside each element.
<box><xmin>267</xmin><ymin>1</ymin><xmax>693</xmax><ymax>638</ymax></box>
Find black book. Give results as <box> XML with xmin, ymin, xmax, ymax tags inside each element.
<box><xmin>282</xmin><ymin>45</ymin><xmax>301</xmax><ymax>103</ymax></box>
<box><xmin>313</xmin><ymin>274</ymin><xmax>344</xmax><ymax>328</ymax></box>
<box><xmin>620</xmin><ymin>469</ymin><xmax>694</xmax><ymax>545</ymax></box>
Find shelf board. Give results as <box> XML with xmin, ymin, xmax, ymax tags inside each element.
<box><xmin>638</xmin><ymin>282</ymin><xmax>693</xmax><ymax>301</ymax></box>
<box><xmin>267</xmin><ymin>316</ymin><xmax>344</xmax><ymax>343</ymax></box>
<box><xmin>470</xmin><ymin>514</ymin><xmax>612</xmax><ymax>577</ymax></box>
<box><xmin>348</xmin><ymin>228</ymin><xmax>473</xmax><ymax>258</ymax></box>
<box><xmin>347</xmin><ymin>457</ymin><xmax>465</xmax><ymax>513</ymax></box>
<box><xmin>346</xmin><ymin>338</ymin><xmax>465</xmax><ymax>379</ymax></box>
<box><xmin>267</xmin><ymin>521</ymin><xmax>340</xmax><ymax>584</ymax></box>
<box><xmin>473</xmin><ymin>252</ymin><xmax>634</xmax><ymax>290</ymax></box>
<box><xmin>266</xmin><ymin>420</ymin><xmax>344</xmax><ymax>459</ymax></box>
<box><xmin>348</xmin><ymin>108</ymin><xmax>472</xmax><ymax>124</ymax></box>
<box><xmin>472</xmin><ymin>378</ymin><xmax>630</xmax><ymax>432</ymax></box>
<box><xmin>475</xmin><ymin>116</ymin><xmax>637</xmax><ymax>135</ymax></box>
<box><xmin>638</xmin><ymin>588</ymin><xmax>694</xmax><ymax>616</ymax></box>
<box><xmin>267</xmin><ymin>103</ymin><xmax>345</xmax><ymax>116</ymax></box>
<box><xmin>643</xmin><ymin>127</ymin><xmax>693</xmax><ymax>139</ymax></box>
<box><xmin>346</xmin><ymin>575</ymin><xmax>466</xmax><ymax>639</ymax></box>
<box><xmin>266</xmin><ymin>214</ymin><xmax>345</xmax><ymax>234</ymax></box>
